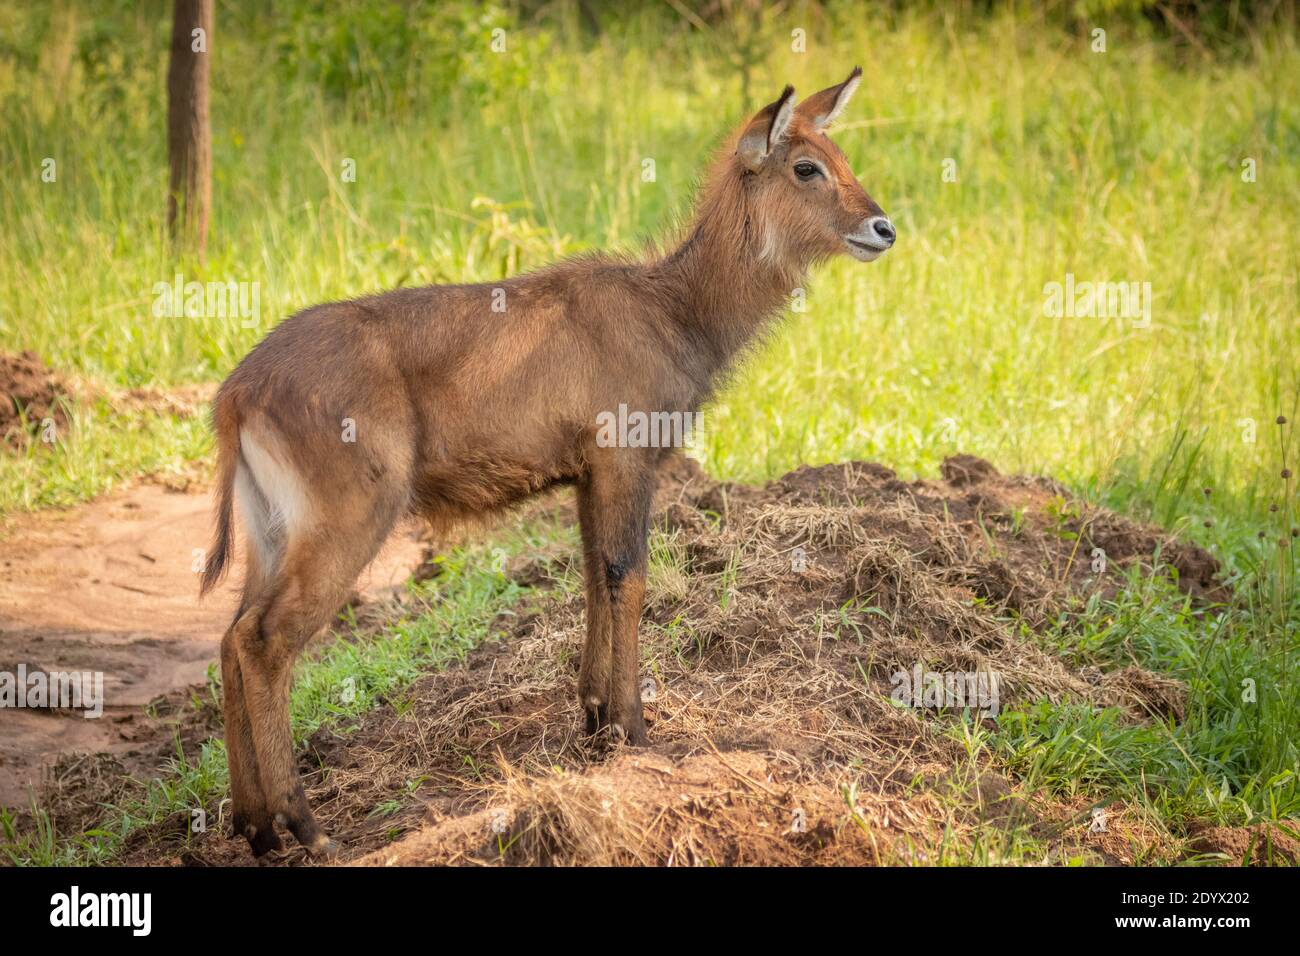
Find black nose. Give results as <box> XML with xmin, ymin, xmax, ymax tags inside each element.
<box><xmin>871</xmin><ymin>217</ymin><xmax>896</xmax><ymax>245</ymax></box>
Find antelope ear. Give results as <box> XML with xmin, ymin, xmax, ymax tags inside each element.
<box><xmin>795</xmin><ymin>66</ymin><xmax>862</xmax><ymax>131</ymax></box>
<box><xmin>737</xmin><ymin>85</ymin><xmax>797</xmax><ymax>172</ymax></box>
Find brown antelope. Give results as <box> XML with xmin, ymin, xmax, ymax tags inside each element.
<box><xmin>202</xmin><ymin>68</ymin><xmax>894</xmax><ymax>858</ymax></box>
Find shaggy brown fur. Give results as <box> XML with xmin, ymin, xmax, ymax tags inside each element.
<box><xmin>202</xmin><ymin>68</ymin><xmax>894</xmax><ymax>857</ymax></box>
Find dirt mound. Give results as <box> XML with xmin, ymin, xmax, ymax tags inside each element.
<box><xmin>109</xmin><ymin>382</ymin><xmax>218</xmax><ymax>419</ymax></box>
<box><xmin>1</xmin><ymin>351</ymin><xmax>218</xmax><ymax>454</ymax></box>
<box><xmin>93</xmin><ymin>454</ymin><xmax>1229</xmax><ymax>867</ymax></box>
<box><xmin>1185</xmin><ymin>822</ymin><xmax>1300</xmax><ymax>866</ymax></box>
<box><xmin>0</xmin><ymin>351</ymin><xmax>69</xmax><ymax>447</ymax></box>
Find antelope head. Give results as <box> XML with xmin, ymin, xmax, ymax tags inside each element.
<box><xmin>736</xmin><ymin>67</ymin><xmax>896</xmax><ymax>265</ymax></box>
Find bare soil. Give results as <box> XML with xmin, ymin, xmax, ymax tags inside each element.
<box><xmin>11</xmin><ymin>451</ymin><xmax>1264</xmax><ymax>867</ymax></box>
<box><xmin>0</xmin><ymin>483</ymin><xmax>426</xmax><ymax>809</ymax></box>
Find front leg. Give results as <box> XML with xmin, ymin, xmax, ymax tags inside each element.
<box><xmin>576</xmin><ymin>453</ymin><xmax>654</xmax><ymax>745</ymax></box>
<box><xmin>576</xmin><ymin>486</ymin><xmax>612</xmax><ymax>735</ymax></box>
<box><xmin>606</xmin><ymin>557</ymin><xmax>649</xmax><ymax>744</ymax></box>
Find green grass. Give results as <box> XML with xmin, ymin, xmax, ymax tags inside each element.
<box><xmin>1</xmin><ymin>1</ymin><xmax>1296</xmax><ymax>864</ymax></box>
<box><xmin>0</xmin><ymin>399</ymin><xmax>212</xmax><ymax>514</ymax></box>
<box><xmin>995</xmin><ymin>557</ymin><xmax>1299</xmax><ymax>825</ymax></box>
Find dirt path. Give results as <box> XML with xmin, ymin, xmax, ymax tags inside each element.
<box><xmin>0</xmin><ymin>483</ymin><xmax>425</xmax><ymax>807</ymax></box>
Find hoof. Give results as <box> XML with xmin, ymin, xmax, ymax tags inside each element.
<box><xmin>238</xmin><ymin>817</ymin><xmax>284</xmax><ymax>858</ymax></box>
<box><xmin>308</xmin><ymin>835</ymin><xmax>341</xmax><ymax>861</ymax></box>
<box><xmin>583</xmin><ymin>703</ymin><xmax>609</xmax><ymax>737</ymax></box>
<box><xmin>249</xmin><ymin>828</ymin><xmax>284</xmax><ymax>857</ymax></box>
<box><xmin>610</xmin><ymin>718</ymin><xmax>649</xmax><ymax>747</ymax></box>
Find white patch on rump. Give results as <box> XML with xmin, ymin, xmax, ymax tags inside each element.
<box><xmin>235</xmin><ymin>426</ymin><xmax>312</xmax><ymax>569</ymax></box>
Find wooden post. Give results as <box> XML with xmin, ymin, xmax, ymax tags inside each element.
<box><xmin>166</xmin><ymin>0</ymin><xmax>213</xmax><ymax>258</ymax></box>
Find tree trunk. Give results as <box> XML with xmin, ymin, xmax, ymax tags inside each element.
<box><xmin>167</xmin><ymin>0</ymin><xmax>212</xmax><ymax>257</ymax></box>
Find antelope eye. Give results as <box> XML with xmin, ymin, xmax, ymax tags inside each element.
<box><xmin>793</xmin><ymin>161</ymin><xmax>820</xmax><ymax>180</ymax></box>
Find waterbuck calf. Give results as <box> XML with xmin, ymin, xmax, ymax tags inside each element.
<box><xmin>202</xmin><ymin>68</ymin><xmax>894</xmax><ymax>858</ymax></box>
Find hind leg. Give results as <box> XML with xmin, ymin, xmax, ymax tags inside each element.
<box><xmin>237</xmin><ymin>506</ymin><xmax>400</xmax><ymax>857</ymax></box>
<box><xmin>222</xmin><ymin>552</ymin><xmax>283</xmax><ymax>856</ymax></box>
<box><xmin>222</xmin><ymin>617</ymin><xmax>282</xmax><ymax>856</ymax></box>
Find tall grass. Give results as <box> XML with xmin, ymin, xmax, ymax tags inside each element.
<box><xmin>1</xmin><ymin>2</ymin><xmax>1295</xmax><ymax>522</ymax></box>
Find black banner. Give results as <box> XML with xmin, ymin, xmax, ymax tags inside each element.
<box><xmin>1</xmin><ymin>865</ymin><xmax>1288</xmax><ymax>943</ymax></box>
